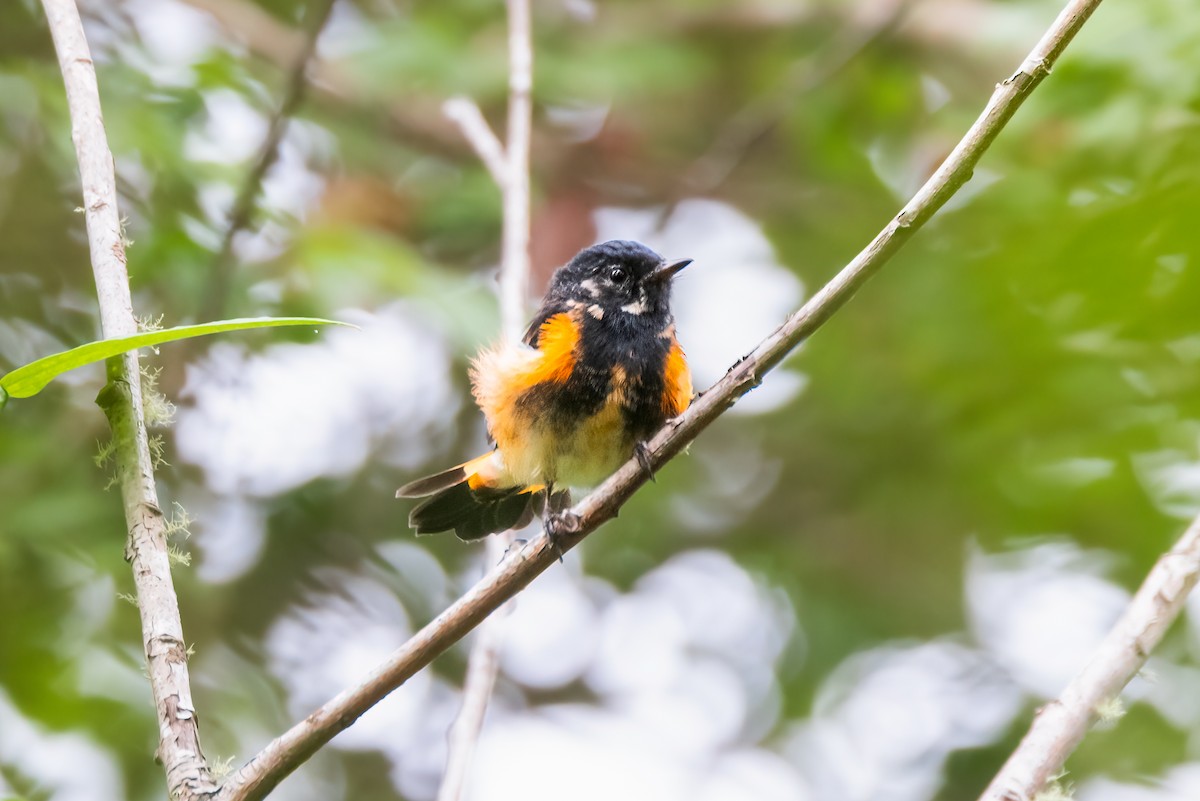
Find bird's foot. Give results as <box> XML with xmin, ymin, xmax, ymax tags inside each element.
<box><xmin>499</xmin><ymin>538</ymin><xmax>528</xmax><ymax>564</ymax></box>
<box><xmin>544</xmin><ymin>511</ymin><xmax>581</xmax><ymax>563</ymax></box>
<box><xmin>634</xmin><ymin>441</ymin><xmax>656</xmax><ymax>482</ymax></box>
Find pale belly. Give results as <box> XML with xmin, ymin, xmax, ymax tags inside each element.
<box><xmin>502</xmin><ymin>399</ymin><xmax>634</xmax><ymax>489</ymax></box>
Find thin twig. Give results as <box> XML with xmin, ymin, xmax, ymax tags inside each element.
<box><xmin>978</xmin><ymin>514</ymin><xmax>1200</xmax><ymax>801</ymax></box>
<box><xmin>443</xmin><ymin>97</ymin><xmax>509</xmax><ymax>189</ymax></box>
<box><xmin>438</xmin><ymin>3</ymin><xmax>535</xmax><ymax>799</ymax></box>
<box><xmin>201</xmin><ymin>0</ymin><xmax>337</xmax><ymax>320</ymax></box>
<box><xmin>41</xmin><ymin>1</ymin><xmax>217</xmax><ymax>798</ymax></box>
<box><xmin>437</xmin><ymin>602</ymin><xmax>509</xmax><ymax>801</ymax></box>
<box><xmin>499</xmin><ymin>0</ymin><xmax>533</xmax><ymax>344</ymax></box>
<box><xmin>216</xmin><ymin>0</ymin><xmax>1104</xmax><ymax>797</ymax></box>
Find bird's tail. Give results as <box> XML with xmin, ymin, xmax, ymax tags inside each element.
<box><xmin>396</xmin><ymin>453</ymin><xmax>537</xmax><ymax>541</ymax></box>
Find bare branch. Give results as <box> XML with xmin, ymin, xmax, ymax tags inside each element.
<box><xmin>443</xmin><ymin>97</ymin><xmax>509</xmax><ymax>190</ymax></box>
<box><xmin>978</xmin><ymin>514</ymin><xmax>1200</xmax><ymax>801</ymax></box>
<box><xmin>41</xmin><ymin>0</ymin><xmax>216</xmax><ymax>797</ymax></box>
<box><xmin>217</xmin><ymin>0</ymin><xmax>1104</xmax><ymax>797</ymax></box>
<box><xmin>202</xmin><ymin>0</ymin><xmax>338</xmax><ymax>320</ymax></box>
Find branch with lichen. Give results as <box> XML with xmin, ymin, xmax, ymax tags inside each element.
<box><xmin>41</xmin><ymin>0</ymin><xmax>215</xmax><ymax>797</ymax></box>
<box><xmin>978</xmin><ymin>512</ymin><xmax>1200</xmax><ymax>801</ymax></box>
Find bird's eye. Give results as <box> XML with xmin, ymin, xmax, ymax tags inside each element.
<box><xmin>609</xmin><ymin>267</ymin><xmax>627</xmax><ymax>283</ymax></box>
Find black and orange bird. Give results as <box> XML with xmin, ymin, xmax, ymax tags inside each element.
<box><xmin>396</xmin><ymin>240</ymin><xmax>693</xmax><ymax>542</ymax></box>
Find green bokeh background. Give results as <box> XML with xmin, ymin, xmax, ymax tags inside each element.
<box><xmin>2</xmin><ymin>0</ymin><xmax>1200</xmax><ymax>799</ymax></box>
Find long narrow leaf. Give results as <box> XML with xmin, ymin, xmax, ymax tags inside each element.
<box><xmin>0</xmin><ymin>317</ymin><xmax>352</xmax><ymax>400</ymax></box>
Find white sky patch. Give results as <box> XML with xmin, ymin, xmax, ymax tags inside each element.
<box><xmin>585</xmin><ymin>550</ymin><xmax>795</xmax><ymax>754</ymax></box>
<box><xmin>187</xmin><ymin>100</ymin><xmax>329</xmax><ymax>261</ymax></box>
<box><xmin>0</xmin><ymin>689</ymin><xmax>124</xmax><ymax>801</ymax></box>
<box><xmin>184</xmin><ymin>89</ymin><xmax>268</xmax><ymax>165</ymax></box>
<box><xmin>264</xmin><ymin>566</ymin><xmax>462</xmax><ymax>800</ymax></box>
<box><xmin>593</xmin><ymin>199</ymin><xmax>806</xmax><ymax>415</ymax></box>
<box><xmin>176</xmin><ymin>305</ymin><xmax>457</xmax><ymax>497</ymax></box>
<box><xmin>100</xmin><ymin>0</ymin><xmax>227</xmax><ymax>88</ymax></box>
<box><xmin>315</xmin><ymin>0</ymin><xmax>374</xmax><ymax>59</ymax></box>
<box><xmin>670</xmin><ymin>433</ymin><xmax>783</xmax><ymax>532</ymax></box>
<box><xmin>177</xmin><ymin>490</ymin><xmax>268</xmax><ymax>584</ymax></box>
<box><xmin>785</xmin><ymin>641</ymin><xmax>1021</xmax><ymax>801</ymax></box>
<box><xmin>289</xmin><ymin>549</ymin><xmax>801</xmax><ymax>801</ymax></box>
<box><xmin>1078</xmin><ymin>763</ymin><xmax>1200</xmax><ymax>801</ymax></box>
<box><xmin>500</xmin><ymin>564</ymin><xmax>604</xmax><ymax>689</ymax></box>
<box><xmin>264</xmin><ymin>567</ymin><xmax>458</xmax><ymax>752</ymax></box>
<box><xmin>260</xmin><ymin>136</ymin><xmax>328</xmax><ymax>224</ymax></box>
<box><xmin>966</xmin><ymin>539</ymin><xmax>1130</xmax><ymax>699</ymax></box>
<box><xmin>1134</xmin><ymin>446</ymin><xmax>1200</xmax><ymax>519</ymax></box>
<box><xmin>467</xmin><ymin>550</ymin><xmax>803</xmax><ymax>801</ymax></box>
<box><xmin>470</xmin><ymin>707</ymin><xmax>812</xmax><ymax>801</ymax></box>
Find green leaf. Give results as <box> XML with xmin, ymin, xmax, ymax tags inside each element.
<box><xmin>0</xmin><ymin>317</ymin><xmax>354</xmax><ymax>401</ymax></box>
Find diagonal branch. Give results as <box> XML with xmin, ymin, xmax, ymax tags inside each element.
<box><xmin>978</xmin><ymin>512</ymin><xmax>1200</xmax><ymax>801</ymax></box>
<box><xmin>41</xmin><ymin>0</ymin><xmax>216</xmax><ymax>798</ymax></box>
<box><xmin>201</xmin><ymin>0</ymin><xmax>338</xmax><ymax>320</ymax></box>
<box><xmin>216</xmin><ymin>0</ymin><xmax>1104</xmax><ymax>798</ymax></box>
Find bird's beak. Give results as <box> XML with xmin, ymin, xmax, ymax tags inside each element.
<box><xmin>650</xmin><ymin>257</ymin><xmax>693</xmax><ymax>283</ymax></box>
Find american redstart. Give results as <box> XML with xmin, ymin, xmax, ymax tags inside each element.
<box><xmin>396</xmin><ymin>240</ymin><xmax>693</xmax><ymax>542</ymax></box>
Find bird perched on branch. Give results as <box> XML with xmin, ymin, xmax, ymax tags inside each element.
<box><xmin>397</xmin><ymin>240</ymin><xmax>693</xmax><ymax>543</ymax></box>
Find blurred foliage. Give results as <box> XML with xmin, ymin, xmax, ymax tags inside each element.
<box><xmin>3</xmin><ymin>0</ymin><xmax>1200</xmax><ymax>799</ymax></box>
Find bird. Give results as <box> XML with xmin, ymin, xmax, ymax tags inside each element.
<box><xmin>396</xmin><ymin>239</ymin><xmax>693</xmax><ymax>543</ymax></box>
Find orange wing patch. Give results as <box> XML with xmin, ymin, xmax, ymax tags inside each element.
<box><xmin>662</xmin><ymin>339</ymin><xmax>692</xmax><ymax>416</ymax></box>
<box><xmin>525</xmin><ymin>312</ymin><xmax>580</xmax><ymax>386</ymax></box>
<box><xmin>463</xmin><ymin>451</ymin><xmax>506</xmax><ymax>490</ymax></box>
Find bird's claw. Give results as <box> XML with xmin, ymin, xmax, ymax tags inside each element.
<box><xmin>499</xmin><ymin>538</ymin><xmax>528</xmax><ymax>564</ymax></box>
<box><xmin>545</xmin><ymin>511</ymin><xmax>581</xmax><ymax>563</ymax></box>
<box><xmin>634</xmin><ymin>441</ymin><xmax>656</xmax><ymax>482</ymax></box>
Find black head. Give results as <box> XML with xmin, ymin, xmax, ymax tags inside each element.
<box><xmin>546</xmin><ymin>240</ymin><xmax>692</xmax><ymax>320</ymax></box>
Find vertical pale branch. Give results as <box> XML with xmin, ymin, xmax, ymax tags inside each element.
<box><xmin>41</xmin><ymin>1</ymin><xmax>216</xmax><ymax>798</ymax></box>
<box><xmin>499</xmin><ymin>0</ymin><xmax>533</xmax><ymax>343</ymax></box>
<box><xmin>979</xmin><ymin>513</ymin><xmax>1200</xmax><ymax>801</ymax></box>
<box><xmin>436</xmin><ymin>608</ymin><xmax>509</xmax><ymax>801</ymax></box>
<box><xmin>439</xmin><ymin>2</ymin><xmax>534</xmax><ymax>799</ymax></box>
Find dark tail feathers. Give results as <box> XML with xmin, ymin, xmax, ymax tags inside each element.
<box><xmin>408</xmin><ymin>484</ymin><xmax>534</xmax><ymax>540</ymax></box>
<box><xmin>396</xmin><ymin>464</ymin><xmax>470</xmax><ymax>498</ymax></box>
<box><xmin>400</xmin><ymin>467</ymin><xmax>535</xmax><ymax>541</ymax></box>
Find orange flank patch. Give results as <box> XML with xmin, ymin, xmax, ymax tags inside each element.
<box><xmin>470</xmin><ymin>312</ymin><xmax>582</xmax><ymax>469</ymax></box>
<box><xmin>662</xmin><ymin>339</ymin><xmax>693</xmax><ymax>417</ymax></box>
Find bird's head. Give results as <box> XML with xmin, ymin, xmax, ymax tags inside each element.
<box><xmin>548</xmin><ymin>240</ymin><xmax>692</xmax><ymax>320</ymax></box>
